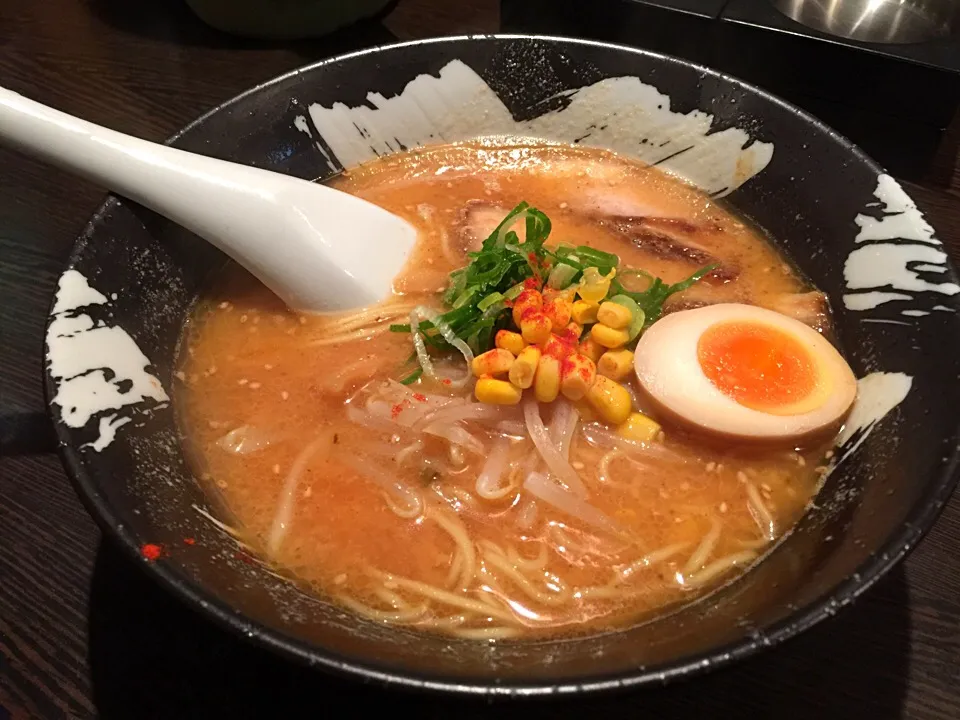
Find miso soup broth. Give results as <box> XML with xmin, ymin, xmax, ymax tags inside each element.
<box><xmin>176</xmin><ymin>141</ymin><xmax>843</xmax><ymax>640</ymax></box>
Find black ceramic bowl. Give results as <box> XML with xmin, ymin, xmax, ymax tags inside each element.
<box><xmin>44</xmin><ymin>36</ymin><xmax>960</xmax><ymax>695</ymax></box>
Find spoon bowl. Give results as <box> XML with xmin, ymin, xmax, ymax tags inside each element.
<box><xmin>0</xmin><ymin>87</ymin><xmax>417</xmax><ymax>313</ymax></box>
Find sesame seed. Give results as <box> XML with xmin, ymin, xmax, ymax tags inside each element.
<box><xmin>736</xmin><ymin>471</ymin><xmax>748</xmax><ymax>484</ymax></box>
<box><xmin>208</xmin><ymin>366</ymin><xmax>217</xmax><ymax>375</ymax></box>
<box><xmin>303</xmin><ymin>486</ymin><xmax>313</xmax><ymax>498</ymax></box>
<box><xmin>299</xmin><ymin>316</ymin><xmax>307</xmax><ymax>325</ymax></box>
<box><xmin>559</xmin><ymin>202</ymin><xmax>568</xmax><ymax>209</ymax></box>
<box><xmin>208</xmin><ymin>420</ymin><xmax>221</xmax><ymax>429</ymax></box>
<box><xmin>286</xmin><ymin>328</ymin><xmax>296</xmax><ymax>335</ymax></box>
<box><xmin>249</xmin><ymin>382</ymin><xmax>261</xmax><ymax>390</ymax></box>
<box><xmin>281</xmin><ymin>391</ymin><xmax>289</xmax><ymax>400</ymax></box>
<box><xmin>334</xmin><ymin>573</ymin><xmax>346</xmax><ymax>585</ymax></box>
<box><xmin>200</xmin><ymin>472</ymin><xmax>212</xmax><ymax>481</ymax></box>
<box><xmin>719</xmin><ymin>502</ymin><xmax>728</xmax><ymax>513</ymax></box>
<box><xmin>825</xmin><ymin>450</ymin><xmax>835</xmax><ymax>460</ymax></box>
<box><xmin>674</xmin><ymin>516</ymin><xmax>683</xmax><ymax>524</ymax></box>
<box><xmin>238</xmin><ymin>378</ymin><xmax>248</xmax><ymax>385</ymax></box>
<box><xmin>174</xmin><ymin>371</ymin><xmax>186</xmax><ymax>381</ymax></box>
<box><xmin>705</xmin><ymin>461</ymin><xmax>716</xmax><ymax>472</ymax></box>
<box><xmin>272</xmin><ymin>464</ymin><xmax>280</xmax><ymax>474</ymax></box>
<box><xmin>216</xmin><ymin>479</ymin><xmax>228</xmax><ymax>489</ymax></box>
<box><xmin>572</xmin><ymin>461</ymin><xmax>585</xmax><ymax>470</ymax></box>
<box><xmin>761</xmin><ymin>482</ymin><xmax>773</xmax><ymax>493</ymax></box>
<box><xmin>658</xmin><ymin>488</ymin><xmax>669</xmax><ymax>499</ymax></box>
<box><xmin>218</xmin><ymin>301</ymin><xmax>231</xmax><ymax>310</ymax></box>
<box><xmin>716</xmin><ymin>463</ymin><xmax>724</xmax><ymax>473</ymax></box>
<box><xmin>240</xmin><ymin>314</ymin><xmax>248</xmax><ymax>323</ymax></box>
<box><xmin>797</xmin><ymin>454</ymin><xmax>806</xmax><ymax>467</ymax></box>
<box><xmin>264</xmin><ymin>364</ymin><xmax>273</xmax><ymax>370</ymax></box>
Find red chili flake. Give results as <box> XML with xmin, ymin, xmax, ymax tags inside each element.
<box><xmin>183</xmin><ymin>537</ymin><xmax>196</xmax><ymax>546</ymax></box>
<box><xmin>522</xmin><ymin>278</ymin><xmax>541</xmax><ymax>290</ymax></box>
<box><xmin>442</xmin><ymin>379</ymin><xmax>452</xmax><ymax>386</ymax></box>
<box><xmin>520</xmin><ymin>306</ymin><xmax>545</xmax><ymax>322</ymax></box>
<box><xmin>412</xmin><ymin>393</ymin><xmax>427</xmax><ymax>402</ymax></box>
<box><xmin>141</xmin><ymin>543</ymin><xmax>163</xmax><ymax>561</ymax></box>
<box><xmin>391</xmin><ymin>402</ymin><xmax>404</xmax><ymax>419</ymax></box>
<box><xmin>579</xmin><ymin>366</ymin><xmax>592</xmax><ymax>382</ymax></box>
<box><xmin>527</xmin><ymin>252</ymin><xmax>538</xmax><ymax>263</ymax></box>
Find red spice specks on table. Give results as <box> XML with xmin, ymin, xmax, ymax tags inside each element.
<box><xmin>140</xmin><ymin>543</ymin><xmax>163</xmax><ymax>561</ymax></box>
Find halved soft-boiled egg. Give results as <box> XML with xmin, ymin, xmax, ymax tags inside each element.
<box><xmin>633</xmin><ymin>303</ymin><xmax>857</xmax><ymax>442</ymax></box>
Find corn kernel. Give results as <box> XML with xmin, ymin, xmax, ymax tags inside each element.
<box><xmin>475</xmin><ymin>377</ymin><xmax>523</xmax><ymax>405</ymax></box>
<box><xmin>597</xmin><ymin>301</ymin><xmax>633</xmax><ymax>330</ymax></box>
<box><xmin>598</xmin><ymin>348</ymin><xmax>635</xmax><ymax>381</ymax></box>
<box><xmin>590</xmin><ymin>323</ymin><xmax>630</xmax><ymax>349</ymax></box>
<box><xmin>619</xmin><ymin>412</ymin><xmax>661</xmax><ymax>444</ymax></box>
<box><xmin>586</xmin><ymin>375</ymin><xmax>633</xmax><ymax>425</ymax></box>
<box><xmin>520</xmin><ymin>310</ymin><xmax>552</xmax><ymax>344</ymax></box>
<box><xmin>560</xmin><ymin>353</ymin><xmax>597</xmax><ymax>401</ymax></box>
<box><xmin>543</xmin><ymin>297</ymin><xmax>573</xmax><ymax>330</ymax></box>
<box><xmin>534</xmin><ymin>355</ymin><xmax>561</xmax><ymax>403</ymax></box>
<box><xmin>579</xmin><ymin>337</ymin><xmax>605</xmax><ymax>364</ymax></box>
<box><xmin>512</xmin><ymin>289</ymin><xmax>543</xmax><ymax>327</ymax></box>
<box><xmin>495</xmin><ymin>329</ymin><xmax>526</xmax><ymax>356</ymax></box>
<box><xmin>509</xmin><ymin>345</ymin><xmax>542</xmax><ymax>389</ymax></box>
<box><xmin>541</xmin><ymin>333</ymin><xmax>576</xmax><ymax>361</ymax></box>
<box><xmin>543</xmin><ymin>287</ymin><xmax>577</xmax><ymax>304</ymax></box>
<box><xmin>471</xmin><ymin>348</ymin><xmax>515</xmax><ymax>377</ymax></box>
<box><xmin>574</xmin><ymin>399</ymin><xmax>598</xmax><ymax>423</ymax></box>
<box><xmin>571</xmin><ymin>300</ymin><xmax>599</xmax><ymax>325</ymax></box>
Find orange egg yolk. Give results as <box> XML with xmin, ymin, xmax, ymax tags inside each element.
<box><xmin>697</xmin><ymin>321</ymin><xmax>819</xmax><ymax>414</ymax></box>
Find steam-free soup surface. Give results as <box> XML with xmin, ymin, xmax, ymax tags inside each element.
<box><xmin>177</xmin><ymin>142</ymin><xmax>834</xmax><ymax>640</ymax></box>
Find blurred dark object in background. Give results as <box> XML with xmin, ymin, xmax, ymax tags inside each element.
<box><xmin>184</xmin><ymin>0</ymin><xmax>396</xmax><ymax>39</ymax></box>
<box><xmin>502</xmin><ymin>0</ymin><xmax>960</xmax><ymax>184</ymax></box>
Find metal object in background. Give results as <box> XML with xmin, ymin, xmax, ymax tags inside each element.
<box><xmin>771</xmin><ymin>0</ymin><xmax>960</xmax><ymax>44</ymax></box>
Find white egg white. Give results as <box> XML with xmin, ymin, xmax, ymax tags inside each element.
<box><xmin>633</xmin><ymin>303</ymin><xmax>857</xmax><ymax>442</ymax></box>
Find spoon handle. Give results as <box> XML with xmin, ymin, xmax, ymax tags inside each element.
<box><xmin>0</xmin><ymin>85</ymin><xmax>270</xmax><ymax>239</ymax></box>
<box><xmin>0</xmin><ymin>87</ymin><xmax>418</xmax><ymax>313</ymax></box>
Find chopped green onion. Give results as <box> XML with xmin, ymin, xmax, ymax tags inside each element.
<box><xmin>399</xmin><ymin>367</ymin><xmax>423</xmax><ymax>385</ymax></box>
<box><xmin>478</xmin><ymin>291</ymin><xmax>505</xmax><ymax>312</ymax></box>
<box><xmin>505</xmin><ymin>282</ymin><xmax>525</xmax><ymax>301</ymax></box>
<box><xmin>607</xmin><ymin>295</ymin><xmax>646</xmax><ymax>341</ymax></box>
<box><xmin>610</xmin><ymin>263</ymin><xmax>717</xmax><ymax>326</ymax></box>
<box><xmin>547</xmin><ymin>262</ymin><xmax>579</xmax><ymax>290</ymax></box>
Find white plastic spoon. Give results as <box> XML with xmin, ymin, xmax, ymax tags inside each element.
<box><xmin>0</xmin><ymin>87</ymin><xmax>418</xmax><ymax>313</ymax></box>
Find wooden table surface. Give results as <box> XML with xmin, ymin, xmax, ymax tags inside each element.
<box><xmin>2</xmin><ymin>1</ymin><xmax>959</xmax><ymax>717</ymax></box>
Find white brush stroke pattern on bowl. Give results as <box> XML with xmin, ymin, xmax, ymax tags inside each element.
<box><xmin>844</xmin><ymin>174</ymin><xmax>959</xmax><ymax>315</ymax></box>
<box><xmin>46</xmin><ymin>269</ymin><xmax>169</xmax><ymax>451</ymax></box>
<box><xmin>298</xmin><ymin>59</ymin><xmax>773</xmax><ymax>198</ymax></box>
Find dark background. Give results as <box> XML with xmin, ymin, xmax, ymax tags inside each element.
<box><xmin>2</xmin><ymin>0</ymin><xmax>959</xmax><ymax>718</ymax></box>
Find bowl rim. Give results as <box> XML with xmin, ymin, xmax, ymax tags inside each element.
<box><xmin>45</xmin><ymin>33</ymin><xmax>960</xmax><ymax>696</ymax></box>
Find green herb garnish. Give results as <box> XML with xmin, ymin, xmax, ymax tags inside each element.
<box><xmin>391</xmin><ymin>201</ymin><xmax>554</xmax><ymax>356</ymax></box>
<box><xmin>391</xmin><ymin>202</ymin><xmax>714</xmax><ymax>380</ymax></box>
<box><xmin>611</xmin><ymin>264</ymin><xmax>718</xmax><ymax>327</ymax></box>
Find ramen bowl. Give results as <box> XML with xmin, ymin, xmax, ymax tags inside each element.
<box><xmin>44</xmin><ymin>35</ymin><xmax>960</xmax><ymax>694</ymax></box>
